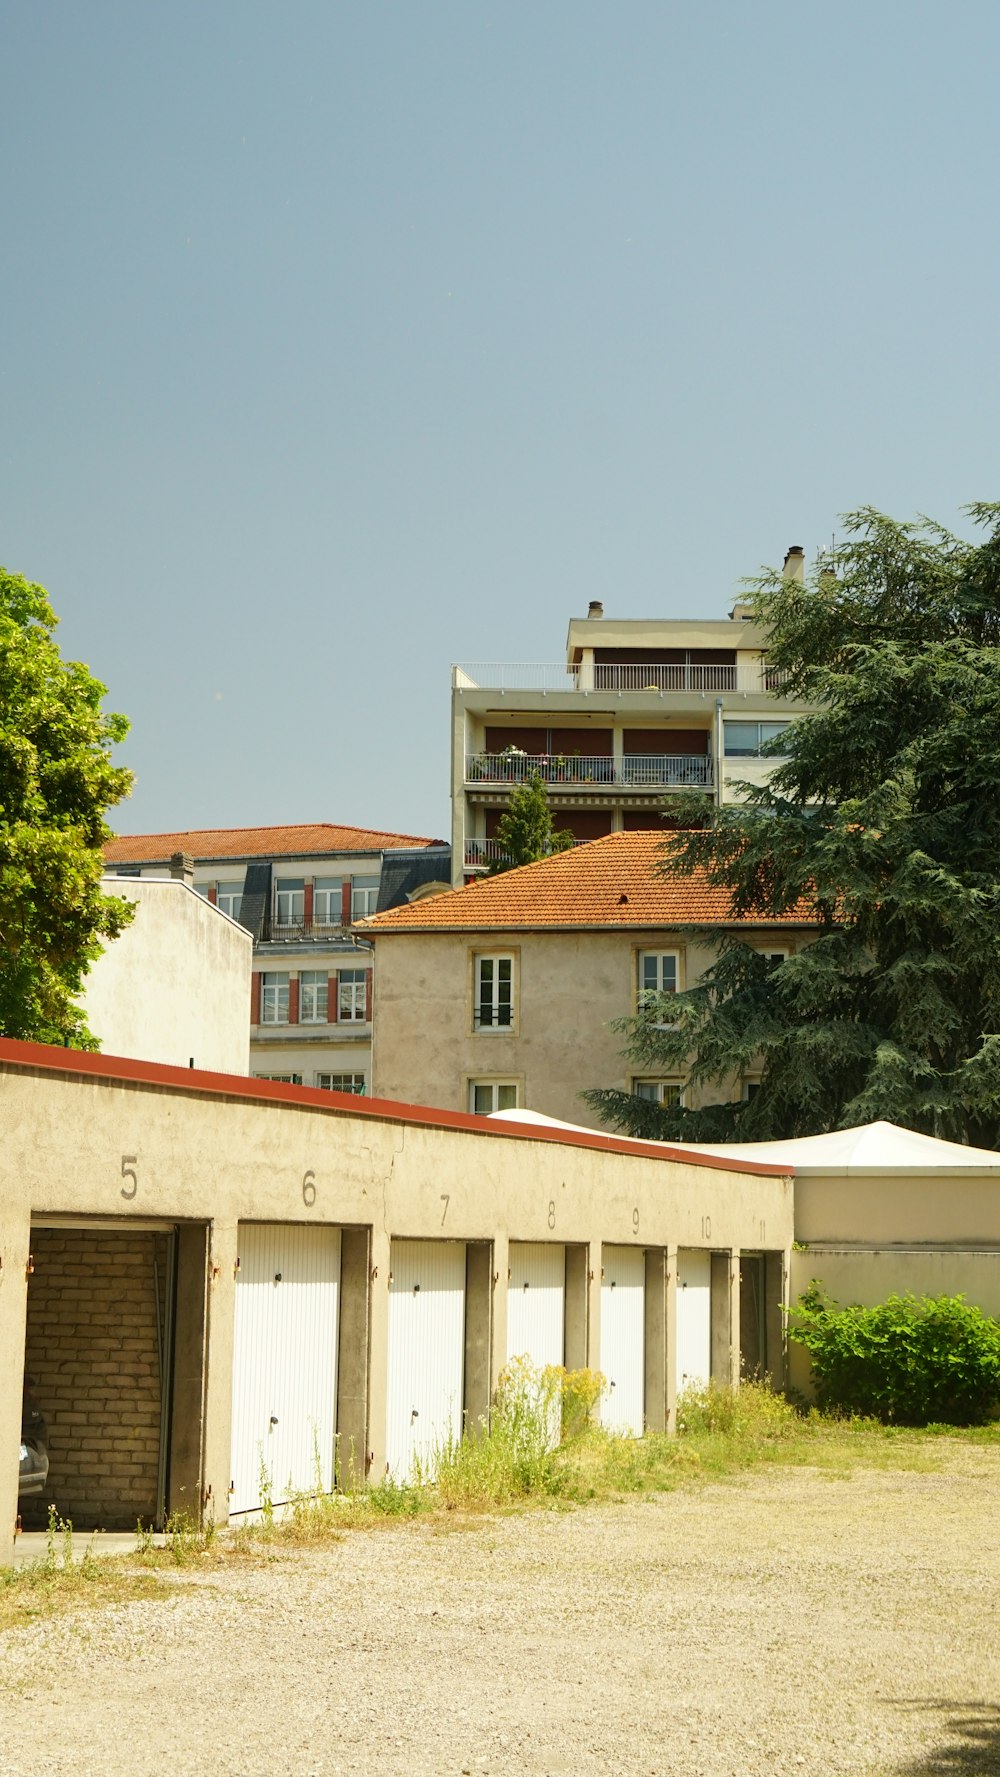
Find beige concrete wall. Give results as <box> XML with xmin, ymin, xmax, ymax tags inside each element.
<box><xmin>788</xmin><ymin>1243</ymin><xmax>1000</xmax><ymax>1398</ymax></box>
<box><xmin>370</xmin><ymin>926</ymin><xmax>803</xmax><ymax>1128</ymax></box>
<box><xmin>795</xmin><ymin>1173</ymin><xmax>1000</xmax><ymax>1247</ymax></box>
<box><xmin>82</xmin><ymin>879</ymin><xmax>252</xmax><ymax>1073</ymax></box>
<box><xmin>0</xmin><ymin>1053</ymin><xmax>794</xmax><ymax>1560</ymax></box>
<box><xmin>790</xmin><ymin>1165</ymin><xmax>1000</xmax><ymax>1393</ymax></box>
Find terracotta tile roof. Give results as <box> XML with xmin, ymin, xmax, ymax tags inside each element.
<box><xmin>362</xmin><ymin>830</ymin><xmax>817</xmax><ymax>932</ymax></box>
<box><xmin>104</xmin><ymin>823</ymin><xmax>446</xmax><ymax>865</ymax></box>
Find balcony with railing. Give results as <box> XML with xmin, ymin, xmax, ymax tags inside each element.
<box><xmin>454</xmin><ymin>661</ymin><xmax>788</xmax><ymax>694</ymax></box>
<box><xmin>465</xmin><ymin>752</ymin><xmax>713</xmax><ymax>790</ymax></box>
<box><xmin>463</xmin><ymin>837</ymin><xmax>515</xmax><ymax>872</ymax></box>
<box><xmin>263</xmin><ymin>914</ymin><xmax>351</xmax><ymax>943</ymax></box>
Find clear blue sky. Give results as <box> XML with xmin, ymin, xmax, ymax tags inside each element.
<box><xmin>4</xmin><ymin>2</ymin><xmax>998</xmax><ymax>842</ymax></box>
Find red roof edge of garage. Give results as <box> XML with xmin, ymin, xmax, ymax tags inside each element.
<box><xmin>0</xmin><ymin>1036</ymin><xmax>790</xmax><ymax>1178</ymax></box>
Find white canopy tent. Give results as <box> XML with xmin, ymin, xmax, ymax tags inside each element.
<box><xmin>488</xmin><ymin>1110</ymin><xmax>1000</xmax><ymax>1176</ymax></box>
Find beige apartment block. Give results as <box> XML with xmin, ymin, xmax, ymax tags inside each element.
<box><xmin>0</xmin><ymin>1038</ymin><xmax>792</xmax><ymax>1563</ymax></box>
<box><xmin>450</xmin><ymin>553</ymin><xmax>815</xmax><ymax>886</ymax></box>
<box><xmin>363</xmin><ymin>830</ymin><xmax>817</xmax><ymax>1128</ymax></box>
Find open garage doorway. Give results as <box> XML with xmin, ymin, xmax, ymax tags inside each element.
<box><xmin>20</xmin><ymin>1220</ymin><xmax>207</xmax><ymax>1533</ymax></box>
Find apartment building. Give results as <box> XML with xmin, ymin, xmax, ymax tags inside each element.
<box><xmin>364</xmin><ymin>829</ymin><xmax>817</xmax><ymax>1127</ymax></box>
<box><xmin>104</xmin><ymin>823</ymin><xmax>450</xmax><ymax>1094</ymax></box>
<box><xmin>450</xmin><ymin>547</ymin><xmax>813</xmax><ymax>883</ymax></box>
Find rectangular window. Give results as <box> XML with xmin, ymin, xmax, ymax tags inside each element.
<box><xmin>723</xmin><ymin>720</ymin><xmax>791</xmax><ymax>758</ymax></box>
<box><xmin>216</xmin><ymin>880</ymin><xmax>243</xmax><ymax>918</ymax></box>
<box><xmin>742</xmin><ymin>1080</ymin><xmax>762</xmax><ymax>1100</ymax></box>
<box><xmin>253</xmin><ymin>1071</ymin><xmax>303</xmax><ymax>1086</ymax></box>
<box><xmin>351</xmin><ymin>875</ymin><xmax>380</xmax><ymax>920</ymax></box>
<box><xmin>337</xmin><ymin>968</ymin><xmax>368</xmax><ymax>1022</ymax></box>
<box><xmin>474</xmin><ymin>955</ymin><xmax>514</xmax><ymax>1030</ymax></box>
<box><xmin>299</xmin><ymin>970</ymin><xmax>328</xmax><ymax>1023</ymax></box>
<box><xmin>638</xmin><ymin>951</ymin><xmax>678</xmax><ymax>1009</ymax></box>
<box><xmin>631</xmin><ymin>1079</ymin><xmax>683</xmax><ymax>1107</ymax></box>
<box><xmin>192</xmin><ymin>882</ymin><xmax>210</xmax><ymax>898</ymax></box>
<box><xmin>115</xmin><ymin>865</ymin><xmax>142</xmax><ymax>878</ymax></box>
<box><xmin>469</xmin><ymin>1079</ymin><xmax>519</xmax><ymax>1115</ymax></box>
<box><xmin>315</xmin><ymin>1072</ymin><xmax>366</xmax><ymax>1094</ymax></box>
<box><xmin>260</xmin><ymin>972</ymin><xmax>290</xmax><ymax>1023</ymax></box>
<box><xmin>313</xmin><ymin>876</ymin><xmax>343</xmax><ymax>926</ymax></box>
<box><xmin>274</xmin><ymin>878</ymin><xmax>305</xmax><ymax>927</ymax></box>
<box><xmin>761</xmin><ymin>950</ymin><xmax>787</xmax><ymax>970</ymax></box>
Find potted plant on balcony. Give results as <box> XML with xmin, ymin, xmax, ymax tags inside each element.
<box><xmin>501</xmin><ymin>745</ymin><xmax>526</xmax><ymax>781</ymax></box>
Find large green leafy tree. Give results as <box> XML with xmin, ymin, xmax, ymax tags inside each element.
<box><xmin>585</xmin><ymin>504</ymin><xmax>1000</xmax><ymax>1147</ymax></box>
<box><xmin>0</xmin><ymin>569</ymin><xmax>134</xmax><ymax>1046</ymax></box>
<box><xmin>489</xmin><ymin>771</ymin><xmax>575</xmax><ymax>873</ymax></box>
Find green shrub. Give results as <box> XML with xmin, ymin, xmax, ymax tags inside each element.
<box><xmin>789</xmin><ymin>1285</ymin><xmax>1000</xmax><ymax>1425</ymax></box>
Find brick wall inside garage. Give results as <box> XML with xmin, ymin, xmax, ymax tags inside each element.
<box><xmin>22</xmin><ymin>1230</ymin><xmax>168</xmax><ymax>1530</ymax></box>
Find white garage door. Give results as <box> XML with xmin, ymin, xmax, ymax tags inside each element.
<box><xmin>601</xmin><ymin>1245</ymin><xmax>645</xmax><ymax>1435</ymax></box>
<box><xmin>676</xmin><ymin>1249</ymin><xmax>712</xmax><ymax>1394</ymax></box>
<box><xmin>230</xmin><ymin>1223</ymin><xmax>341</xmax><ymax>1515</ymax></box>
<box><xmin>386</xmin><ymin>1240</ymin><xmax>466</xmax><ymax>1481</ymax></box>
<box><xmin>507</xmin><ymin>1243</ymin><xmax>565</xmax><ymax>1367</ymax></box>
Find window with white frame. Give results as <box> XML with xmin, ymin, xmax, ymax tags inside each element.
<box><xmin>274</xmin><ymin>879</ymin><xmax>305</xmax><ymax>927</ymax></box>
<box><xmin>253</xmin><ymin>1071</ymin><xmax>303</xmax><ymax>1085</ymax></box>
<box><xmin>760</xmin><ymin>949</ymin><xmax>788</xmax><ymax>970</ymax></box>
<box><xmin>299</xmin><ymin>970</ymin><xmax>328</xmax><ymax>1023</ymax></box>
<box><xmin>313</xmin><ymin>876</ymin><xmax>343</xmax><ymax>926</ymax></box>
<box><xmin>216</xmin><ymin>880</ymin><xmax>243</xmax><ymax>918</ymax></box>
<box><xmin>638</xmin><ymin>951</ymin><xmax>679</xmax><ymax>1010</ymax></box>
<box><xmin>351</xmin><ymin>875</ymin><xmax>380</xmax><ymax>920</ymax></box>
<box><xmin>315</xmin><ymin>1072</ymin><xmax>366</xmax><ymax>1094</ymax></box>
<box><xmin>631</xmin><ymin>1078</ymin><xmax>684</xmax><ymax>1106</ymax></box>
<box><xmin>468</xmin><ymin>1079</ymin><xmax>518</xmax><ymax>1115</ymax></box>
<box><xmin>337</xmin><ymin>968</ymin><xmax>368</xmax><ymax>1021</ymax></box>
<box><xmin>742</xmin><ymin>1080</ymin><xmax>762</xmax><ymax>1100</ymax></box>
<box><xmin>723</xmin><ymin>720</ymin><xmax>791</xmax><ymax>758</ymax></box>
<box><xmin>192</xmin><ymin>882</ymin><xmax>210</xmax><ymax>898</ymax></box>
<box><xmin>259</xmin><ymin>972</ymin><xmax>290</xmax><ymax>1023</ymax></box>
<box><xmin>474</xmin><ymin>954</ymin><xmax>514</xmax><ymax>1030</ymax></box>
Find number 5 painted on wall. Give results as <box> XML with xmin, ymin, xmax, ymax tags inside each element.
<box><xmin>121</xmin><ymin>1155</ymin><xmax>138</xmax><ymax>1200</ymax></box>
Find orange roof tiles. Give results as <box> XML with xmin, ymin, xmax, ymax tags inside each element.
<box><xmin>105</xmin><ymin>823</ymin><xmax>445</xmax><ymax>864</ymax></box>
<box><xmin>362</xmin><ymin>830</ymin><xmax>817</xmax><ymax>932</ymax></box>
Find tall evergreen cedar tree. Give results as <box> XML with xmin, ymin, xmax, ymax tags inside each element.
<box><xmin>584</xmin><ymin>504</ymin><xmax>1000</xmax><ymax>1147</ymax></box>
<box><xmin>0</xmin><ymin>569</ymin><xmax>134</xmax><ymax>1047</ymax></box>
<box><xmin>489</xmin><ymin>771</ymin><xmax>575</xmax><ymax>873</ymax></box>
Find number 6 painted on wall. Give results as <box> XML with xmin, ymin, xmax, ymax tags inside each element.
<box><xmin>302</xmin><ymin>1169</ymin><xmax>317</xmax><ymax>1208</ymax></box>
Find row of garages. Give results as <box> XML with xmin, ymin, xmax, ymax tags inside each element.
<box><xmin>1</xmin><ymin>1041</ymin><xmax>793</xmax><ymax>1556</ymax></box>
<box><xmin>22</xmin><ymin>1224</ymin><xmax>769</xmax><ymax>1524</ymax></box>
<box><xmin>232</xmin><ymin>1230</ymin><xmax>729</xmax><ymax>1510</ymax></box>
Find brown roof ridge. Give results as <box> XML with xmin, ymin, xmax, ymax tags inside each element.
<box><xmin>107</xmin><ymin>820</ymin><xmax>444</xmax><ymax>844</ymax></box>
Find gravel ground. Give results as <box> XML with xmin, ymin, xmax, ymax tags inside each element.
<box><xmin>2</xmin><ymin>1454</ymin><xmax>999</xmax><ymax>1777</ymax></box>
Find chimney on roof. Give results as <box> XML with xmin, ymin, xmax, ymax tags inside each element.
<box><xmin>782</xmin><ymin>545</ymin><xmax>805</xmax><ymax>583</ymax></box>
<box><xmin>587</xmin><ymin>600</ymin><xmax>604</xmax><ymax>620</ymax></box>
<box><xmin>169</xmin><ymin>850</ymin><xmax>195</xmax><ymax>885</ymax></box>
